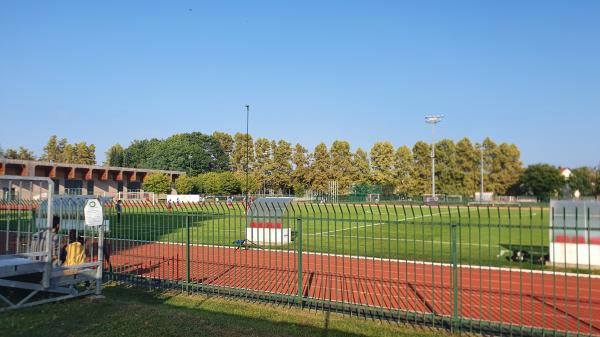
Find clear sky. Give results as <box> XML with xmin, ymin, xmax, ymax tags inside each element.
<box><xmin>1</xmin><ymin>1</ymin><xmax>599</xmax><ymax>168</ymax></box>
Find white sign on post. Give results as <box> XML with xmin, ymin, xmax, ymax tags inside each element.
<box><xmin>84</xmin><ymin>199</ymin><xmax>104</xmax><ymax>227</ymax></box>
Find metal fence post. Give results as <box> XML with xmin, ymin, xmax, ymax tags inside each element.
<box><xmin>297</xmin><ymin>217</ymin><xmax>303</xmax><ymax>306</ymax></box>
<box><xmin>186</xmin><ymin>214</ymin><xmax>191</xmax><ymax>292</ymax></box>
<box><xmin>42</xmin><ymin>179</ymin><xmax>54</xmax><ymax>289</ymax></box>
<box><xmin>451</xmin><ymin>222</ymin><xmax>459</xmax><ymax>333</ymax></box>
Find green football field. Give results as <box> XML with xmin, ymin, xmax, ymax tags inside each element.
<box><xmin>104</xmin><ymin>203</ymin><xmax>551</xmax><ymax>268</ymax></box>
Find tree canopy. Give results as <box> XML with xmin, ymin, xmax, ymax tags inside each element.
<box><xmin>519</xmin><ymin>164</ymin><xmax>564</xmax><ymax>201</ymax></box>
<box><xmin>120</xmin><ymin>132</ymin><xmax>228</xmax><ymax>175</ymax></box>
<box><xmin>41</xmin><ymin>135</ymin><xmax>96</xmax><ymax>164</ymax></box>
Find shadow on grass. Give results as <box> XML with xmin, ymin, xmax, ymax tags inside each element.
<box><xmin>0</xmin><ymin>285</ymin><xmax>442</xmax><ymax>337</ymax></box>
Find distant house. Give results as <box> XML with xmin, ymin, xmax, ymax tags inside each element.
<box><xmin>559</xmin><ymin>168</ymin><xmax>572</xmax><ymax>180</ymax></box>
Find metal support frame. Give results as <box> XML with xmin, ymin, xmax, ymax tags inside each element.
<box><xmin>0</xmin><ymin>175</ymin><xmax>104</xmax><ymax>311</ymax></box>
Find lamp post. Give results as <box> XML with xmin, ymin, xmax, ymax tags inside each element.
<box><xmin>245</xmin><ymin>105</ymin><xmax>250</xmax><ymax>208</ymax></box>
<box><xmin>188</xmin><ymin>154</ymin><xmax>193</xmax><ymax>176</ymax></box>
<box><xmin>478</xmin><ymin>143</ymin><xmax>484</xmax><ymax>202</ymax></box>
<box><xmin>425</xmin><ymin>115</ymin><xmax>444</xmax><ymax>199</ymax></box>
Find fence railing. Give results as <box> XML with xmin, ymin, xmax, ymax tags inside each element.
<box><xmin>2</xmin><ymin>198</ymin><xmax>599</xmax><ymax>336</ymax></box>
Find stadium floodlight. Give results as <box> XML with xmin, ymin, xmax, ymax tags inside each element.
<box><xmin>425</xmin><ymin>115</ymin><xmax>444</xmax><ymax>199</ymax></box>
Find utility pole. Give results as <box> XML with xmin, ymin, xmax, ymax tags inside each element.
<box><xmin>425</xmin><ymin>115</ymin><xmax>444</xmax><ymax>199</ymax></box>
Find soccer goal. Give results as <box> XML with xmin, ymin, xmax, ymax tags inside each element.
<box><xmin>117</xmin><ymin>191</ymin><xmax>156</xmax><ymax>204</ymax></box>
<box><xmin>366</xmin><ymin>193</ymin><xmax>380</xmax><ymax>203</ymax></box>
<box><xmin>446</xmin><ymin>195</ymin><xmax>463</xmax><ymax>203</ymax></box>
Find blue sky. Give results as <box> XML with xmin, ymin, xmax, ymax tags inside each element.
<box><xmin>1</xmin><ymin>1</ymin><xmax>599</xmax><ymax>167</ymax></box>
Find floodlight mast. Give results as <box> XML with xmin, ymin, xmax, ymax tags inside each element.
<box><xmin>425</xmin><ymin>115</ymin><xmax>444</xmax><ymax>199</ymax></box>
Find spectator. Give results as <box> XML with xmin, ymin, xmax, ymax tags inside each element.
<box><xmin>30</xmin><ymin>215</ymin><xmax>61</xmax><ymax>265</ymax></box>
<box><xmin>61</xmin><ymin>229</ymin><xmax>86</xmax><ymax>266</ymax></box>
<box><xmin>115</xmin><ymin>199</ymin><xmax>122</xmax><ymax>225</ymax></box>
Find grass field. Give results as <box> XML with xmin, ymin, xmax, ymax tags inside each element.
<box><xmin>0</xmin><ymin>284</ymin><xmax>444</xmax><ymax>337</ymax></box>
<box><xmin>1</xmin><ymin>203</ymin><xmax>554</xmax><ymax>268</ymax></box>
<box><xmin>101</xmin><ymin>203</ymin><xmax>554</xmax><ymax>268</ymax></box>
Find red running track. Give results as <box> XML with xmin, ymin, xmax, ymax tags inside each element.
<box><xmin>108</xmin><ymin>240</ymin><xmax>600</xmax><ymax>335</ymax></box>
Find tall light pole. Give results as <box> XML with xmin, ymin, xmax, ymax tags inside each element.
<box><xmin>478</xmin><ymin>143</ymin><xmax>484</xmax><ymax>201</ymax></box>
<box><xmin>188</xmin><ymin>154</ymin><xmax>193</xmax><ymax>176</ymax></box>
<box><xmin>245</xmin><ymin>105</ymin><xmax>250</xmax><ymax>208</ymax></box>
<box><xmin>425</xmin><ymin>115</ymin><xmax>444</xmax><ymax>199</ymax></box>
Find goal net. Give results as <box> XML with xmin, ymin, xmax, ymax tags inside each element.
<box><xmin>117</xmin><ymin>191</ymin><xmax>156</xmax><ymax>204</ymax></box>
<box><xmin>366</xmin><ymin>194</ymin><xmax>380</xmax><ymax>203</ymax></box>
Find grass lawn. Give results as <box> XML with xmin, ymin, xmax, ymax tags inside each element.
<box><xmin>0</xmin><ymin>284</ymin><xmax>447</xmax><ymax>337</ymax></box>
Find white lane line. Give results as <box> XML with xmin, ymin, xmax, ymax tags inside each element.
<box><xmin>308</xmin><ymin>210</ymin><xmax>458</xmax><ymax>236</ymax></box>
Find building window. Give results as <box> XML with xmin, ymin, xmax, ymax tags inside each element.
<box><xmin>117</xmin><ymin>181</ymin><xmax>123</xmax><ymax>193</ymax></box>
<box><xmin>87</xmin><ymin>180</ymin><xmax>94</xmax><ymax>195</ymax></box>
<box><xmin>127</xmin><ymin>181</ymin><xmax>141</xmax><ymax>192</ymax></box>
<box><xmin>52</xmin><ymin>179</ymin><xmax>60</xmax><ymax>195</ymax></box>
<box><xmin>65</xmin><ymin>180</ymin><xmax>83</xmax><ymax>195</ymax></box>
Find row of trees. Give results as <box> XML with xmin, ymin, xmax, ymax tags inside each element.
<box><xmin>0</xmin><ymin>146</ymin><xmax>35</xmax><ymax>160</ymax></box>
<box><xmin>139</xmin><ymin>163</ymin><xmax>598</xmax><ymax>201</ymax></box>
<box><xmin>209</xmin><ymin>132</ymin><xmax>523</xmax><ymax>197</ymax></box>
<box><xmin>0</xmin><ymin>136</ymin><xmax>96</xmax><ymax>165</ymax></box>
<box><xmin>109</xmin><ymin>131</ymin><xmax>600</xmax><ymax>199</ymax></box>
<box><xmin>143</xmin><ymin>171</ymin><xmax>245</xmax><ymax>195</ymax></box>
<box><xmin>40</xmin><ymin>135</ymin><xmax>96</xmax><ymax>165</ymax></box>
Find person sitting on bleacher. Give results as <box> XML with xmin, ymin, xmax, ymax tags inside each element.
<box><xmin>30</xmin><ymin>215</ymin><xmax>62</xmax><ymax>266</ymax></box>
<box><xmin>60</xmin><ymin>229</ymin><xmax>86</xmax><ymax>267</ymax></box>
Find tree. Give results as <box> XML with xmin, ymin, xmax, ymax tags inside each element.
<box><xmin>143</xmin><ymin>173</ymin><xmax>172</xmax><ymax>194</ymax></box>
<box><xmin>123</xmin><ymin>139</ymin><xmax>161</xmax><ymax>168</ymax></box>
<box><xmin>477</xmin><ymin>138</ymin><xmax>524</xmax><ymax>195</ymax></box>
<box><xmin>370</xmin><ymin>141</ymin><xmax>395</xmax><ymax>191</ymax></box>
<box><xmin>219</xmin><ymin>172</ymin><xmax>242</xmax><ymax>195</ymax></box>
<box><xmin>412</xmin><ymin>141</ymin><xmax>431</xmax><ymax>195</ymax></box>
<box><xmin>519</xmin><ymin>164</ymin><xmax>563</xmax><ymax>201</ymax></box>
<box><xmin>394</xmin><ymin>145</ymin><xmax>415</xmax><ymax>194</ymax></box>
<box><xmin>234</xmin><ymin>171</ymin><xmax>259</xmax><ymax>194</ymax></box>
<box><xmin>4</xmin><ymin>147</ymin><xmax>35</xmax><ymax>160</ymax></box>
<box><xmin>212</xmin><ymin>132</ymin><xmax>235</xmax><ymax>170</ymax></box>
<box><xmin>455</xmin><ymin>138</ymin><xmax>479</xmax><ymax>197</ymax></box>
<box><xmin>40</xmin><ymin>135</ymin><xmax>96</xmax><ymax>164</ymax></box>
<box><xmin>308</xmin><ymin>143</ymin><xmax>331</xmax><ymax>193</ymax></box>
<box><xmin>434</xmin><ymin>139</ymin><xmax>460</xmax><ymax>195</ymax></box>
<box><xmin>130</xmin><ymin>133</ymin><xmax>228</xmax><ymax>175</ymax></box>
<box><xmin>4</xmin><ymin>148</ymin><xmax>18</xmax><ymax>159</ymax></box>
<box><xmin>569</xmin><ymin>167</ymin><xmax>595</xmax><ymax>196</ymax></box>
<box><xmin>330</xmin><ymin>140</ymin><xmax>354</xmax><ymax>194</ymax></box>
<box><xmin>41</xmin><ymin>135</ymin><xmax>61</xmax><ymax>161</ymax></box>
<box><xmin>352</xmin><ymin>148</ymin><xmax>370</xmax><ymax>185</ymax></box>
<box><xmin>202</xmin><ymin>172</ymin><xmax>221</xmax><ymax>194</ymax></box>
<box><xmin>271</xmin><ymin>140</ymin><xmax>293</xmax><ymax>193</ymax></box>
<box><xmin>175</xmin><ymin>175</ymin><xmax>196</xmax><ymax>194</ymax></box>
<box><xmin>595</xmin><ymin>166</ymin><xmax>600</xmax><ymax>195</ymax></box>
<box><xmin>291</xmin><ymin>144</ymin><xmax>310</xmax><ymax>193</ymax></box>
<box><xmin>253</xmin><ymin>138</ymin><xmax>272</xmax><ymax>191</ymax></box>
<box><xmin>74</xmin><ymin>142</ymin><xmax>96</xmax><ymax>165</ymax></box>
<box><xmin>105</xmin><ymin>144</ymin><xmax>125</xmax><ymax>166</ymax></box>
<box><xmin>231</xmin><ymin>133</ymin><xmax>254</xmax><ymax>173</ymax></box>
<box><xmin>192</xmin><ymin>175</ymin><xmax>206</xmax><ymax>194</ymax></box>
